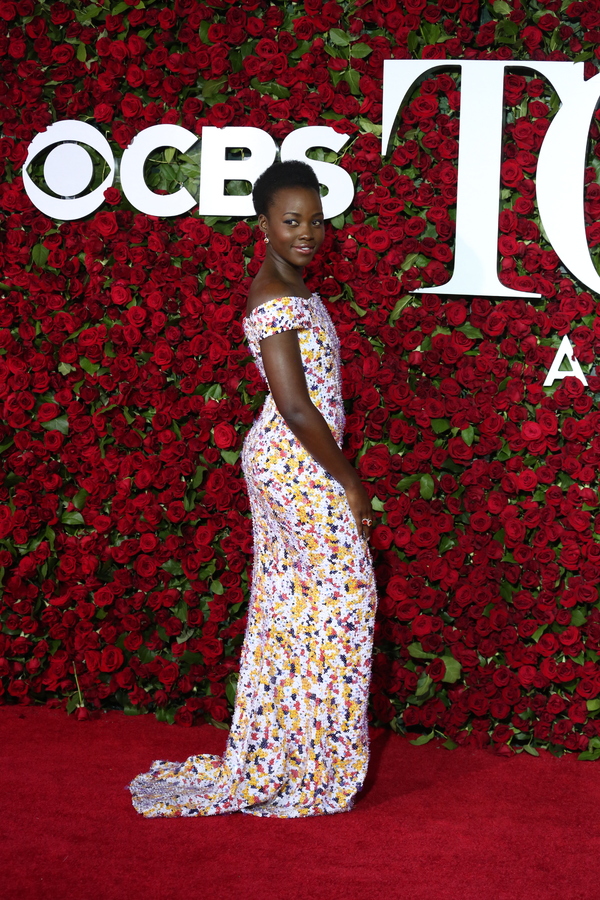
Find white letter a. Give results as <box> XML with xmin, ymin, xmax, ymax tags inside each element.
<box><xmin>543</xmin><ymin>335</ymin><xmax>588</xmax><ymax>386</ymax></box>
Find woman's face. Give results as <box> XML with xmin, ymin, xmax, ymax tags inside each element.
<box><xmin>259</xmin><ymin>186</ymin><xmax>324</xmax><ymax>269</ymax></box>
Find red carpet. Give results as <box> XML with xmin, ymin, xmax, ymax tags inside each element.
<box><xmin>2</xmin><ymin>708</ymin><xmax>600</xmax><ymax>900</ymax></box>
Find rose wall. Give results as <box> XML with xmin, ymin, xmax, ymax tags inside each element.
<box><xmin>3</xmin><ymin>0</ymin><xmax>600</xmax><ymax>757</ymax></box>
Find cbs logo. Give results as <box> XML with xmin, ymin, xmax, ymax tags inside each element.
<box><xmin>22</xmin><ymin>121</ymin><xmax>355</xmax><ymax>221</ymax></box>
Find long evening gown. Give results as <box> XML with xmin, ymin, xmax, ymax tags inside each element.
<box><xmin>128</xmin><ymin>293</ymin><xmax>377</xmax><ymax>817</ymax></box>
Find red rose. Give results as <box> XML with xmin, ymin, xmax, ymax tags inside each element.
<box><xmin>175</xmin><ymin>707</ymin><xmax>194</xmax><ymax>727</ymax></box>
<box><xmin>93</xmin><ymin>212</ymin><xmax>118</xmax><ymax>237</ymax></box>
<box><xmin>152</xmin><ymin>343</ymin><xmax>174</xmax><ymax>367</ymax></box>
<box><xmin>358</xmin><ymin>445</ymin><xmax>391</xmax><ymax>478</ymax></box>
<box><xmin>100</xmin><ymin>647</ymin><xmax>124</xmax><ymax>673</ymax></box>
<box><xmin>426</xmin><ymin>658</ymin><xmax>446</xmax><ymax>682</ymax></box>
<box><xmin>371</xmin><ymin>525</ymin><xmax>392</xmax><ymax>550</ymax></box>
<box><xmin>213</xmin><ymin>423</ymin><xmax>237</xmax><ymax>449</ymax></box>
<box><xmin>447</xmin><ymin>436</ymin><xmax>473</xmax><ymax>463</ymax></box>
<box><xmin>36</xmin><ymin>402</ymin><xmax>60</xmax><ymax>423</ymax></box>
<box><xmin>491</xmin><ymin>724</ymin><xmax>514</xmax><ymax>744</ymax></box>
<box><xmin>412</xmin><ymin>615</ymin><xmax>432</xmax><ymax>638</ymax></box>
<box><xmin>94</xmin><ymin>587</ymin><xmax>114</xmax><ymax>608</ymax></box>
<box><xmin>159</xmin><ymin>662</ymin><xmax>180</xmax><ymax>686</ymax></box>
<box><xmin>197</xmin><ymin>638</ymin><xmax>223</xmax><ymax>664</ymax></box>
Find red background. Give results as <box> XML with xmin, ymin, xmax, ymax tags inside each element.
<box><xmin>3</xmin><ymin>0</ymin><xmax>600</xmax><ymax>757</ymax></box>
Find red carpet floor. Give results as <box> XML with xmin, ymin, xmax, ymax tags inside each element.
<box><xmin>2</xmin><ymin>707</ymin><xmax>600</xmax><ymax>900</ymax></box>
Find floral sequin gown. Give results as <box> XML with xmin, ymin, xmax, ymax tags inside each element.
<box><xmin>128</xmin><ymin>293</ymin><xmax>377</xmax><ymax>818</ymax></box>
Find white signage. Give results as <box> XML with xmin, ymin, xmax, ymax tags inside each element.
<box><xmin>383</xmin><ymin>60</ymin><xmax>600</xmax><ymax>298</ymax></box>
<box><xmin>543</xmin><ymin>336</ymin><xmax>588</xmax><ymax>387</ymax></box>
<box><xmin>20</xmin><ymin>61</ymin><xmax>600</xmax><ymax>310</ymax></box>
<box><xmin>22</xmin><ymin>122</ymin><xmax>354</xmax><ymax>221</ymax></box>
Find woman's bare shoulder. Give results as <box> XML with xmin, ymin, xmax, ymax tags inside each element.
<box><xmin>246</xmin><ymin>279</ymin><xmax>307</xmax><ymax>316</ymax></box>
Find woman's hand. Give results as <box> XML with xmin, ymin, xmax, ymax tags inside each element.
<box><xmin>344</xmin><ymin>477</ymin><xmax>374</xmax><ymax>542</ymax></box>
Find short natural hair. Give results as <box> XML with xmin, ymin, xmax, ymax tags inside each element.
<box><xmin>252</xmin><ymin>160</ymin><xmax>320</xmax><ymax>217</ymax></box>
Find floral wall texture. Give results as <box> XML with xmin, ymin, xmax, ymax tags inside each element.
<box><xmin>3</xmin><ymin>0</ymin><xmax>600</xmax><ymax>757</ymax></box>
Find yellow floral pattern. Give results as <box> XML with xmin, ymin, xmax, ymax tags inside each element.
<box><xmin>128</xmin><ymin>294</ymin><xmax>377</xmax><ymax>817</ymax></box>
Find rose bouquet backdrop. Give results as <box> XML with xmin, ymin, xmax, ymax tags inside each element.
<box><xmin>3</xmin><ymin>0</ymin><xmax>600</xmax><ymax>757</ymax></box>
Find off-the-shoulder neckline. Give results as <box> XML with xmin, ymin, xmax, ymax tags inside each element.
<box><xmin>243</xmin><ymin>292</ymin><xmax>319</xmax><ymax>322</ymax></box>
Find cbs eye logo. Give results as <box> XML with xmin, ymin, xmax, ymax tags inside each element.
<box><xmin>23</xmin><ymin>121</ymin><xmax>116</xmax><ymax>220</ymax></box>
<box><xmin>23</xmin><ymin>120</ymin><xmax>200</xmax><ymax>220</ymax></box>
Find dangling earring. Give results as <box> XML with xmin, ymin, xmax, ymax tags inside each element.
<box><xmin>264</xmin><ymin>235</ymin><xmax>269</xmax><ymax>244</ymax></box>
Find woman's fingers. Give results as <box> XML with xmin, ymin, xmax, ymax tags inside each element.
<box><xmin>345</xmin><ymin>482</ymin><xmax>374</xmax><ymax>541</ymax></box>
<box><xmin>354</xmin><ymin>507</ymin><xmax>373</xmax><ymax>541</ymax></box>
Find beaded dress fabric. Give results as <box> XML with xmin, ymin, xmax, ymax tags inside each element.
<box><xmin>128</xmin><ymin>293</ymin><xmax>377</xmax><ymax>818</ymax></box>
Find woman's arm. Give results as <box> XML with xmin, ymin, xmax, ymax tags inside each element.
<box><xmin>260</xmin><ymin>328</ymin><xmax>373</xmax><ymax>540</ymax></box>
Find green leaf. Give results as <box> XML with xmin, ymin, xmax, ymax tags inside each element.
<box><xmin>344</xmin><ymin>68</ymin><xmax>361</xmax><ymax>95</ymax></box>
<box><xmin>442</xmin><ymin>739</ymin><xmax>458</xmax><ymax>750</ymax></box>
<box><xmin>249</xmin><ymin>77</ymin><xmax>290</xmax><ymax>99</ymax></box>
<box><xmin>192</xmin><ymin>465</ymin><xmax>206</xmax><ymax>488</ymax></box>
<box><xmin>31</xmin><ymin>244</ymin><xmax>49</xmax><ymax>267</ymax></box>
<box><xmin>221</xmin><ymin>450</ymin><xmax>240</xmax><ymax>464</ymax></box>
<box><xmin>41</xmin><ymin>416</ymin><xmax>69</xmax><ymax>434</ymax></box>
<box><xmin>204</xmin><ymin>384</ymin><xmax>222</xmax><ymax>400</ymax></box>
<box><xmin>349</xmin><ymin>299</ymin><xmax>367</xmax><ymax>318</ymax></box>
<box><xmin>358</xmin><ymin>117</ymin><xmax>381</xmax><ymax>135</ymax></box>
<box><xmin>532</xmin><ymin>623</ymin><xmax>548</xmax><ymax>642</ymax></box>
<box><xmin>420</xmin><ymin>473</ymin><xmax>434</xmax><ymax>500</ymax></box>
<box><xmin>66</xmin><ymin>694</ymin><xmax>80</xmax><ymax>715</ymax></box>
<box><xmin>79</xmin><ymin>357</ymin><xmax>99</xmax><ymax>375</ymax></box>
<box><xmin>461</xmin><ymin>425</ymin><xmax>475</xmax><ymax>447</ymax></box>
<box><xmin>72</xmin><ymin>489</ymin><xmax>88</xmax><ymax>510</ymax></box>
<box><xmin>0</xmin><ymin>437</ymin><xmax>14</xmax><ymax>454</ymax></box>
<box><xmin>371</xmin><ymin>496</ymin><xmax>385</xmax><ymax>512</ymax></box>
<box><xmin>495</xmin><ymin>18</ymin><xmax>520</xmax><ymax>44</ymax></box>
<box><xmin>61</xmin><ymin>510</ymin><xmax>85</xmax><ymax>526</ymax></box>
<box><xmin>76</xmin><ymin>42</ymin><xmax>87</xmax><ymax>62</ymax></box>
<box><xmin>290</xmin><ymin>40</ymin><xmax>311</xmax><ymax>59</ymax></box>
<box><xmin>522</xmin><ymin>744</ymin><xmax>540</xmax><ymax>757</ymax></box>
<box><xmin>329</xmin><ymin>27</ymin><xmax>350</xmax><ymax>46</ymax></box>
<box><xmin>571</xmin><ymin>609</ymin><xmax>587</xmax><ymax>627</ymax></box>
<box><xmin>439</xmin><ymin>533</ymin><xmax>456</xmax><ymax>554</ymax></box>
<box><xmin>458</xmin><ymin>324</ymin><xmax>483</xmax><ymax>340</ymax></box>
<box><xmin>440</xmin><ymin>655</ymin><xmax>461</xmax><ymax>683</ymax></box>
<box><xmin>401</xmin><ymin>251</ymin><xmax>420</xmax><ymax>272</ymax></box>
<box><xmin>225</xmin><ymin>180</ymin><xmax>251</xmax><ymax>196</ymax></box>
<box><xmin>578</xmin><ymin>749</ymin><xmax>600</xmax><ymax>761</ymax></box>
<box><xmin>431</xmin><ymin>418</ymin><xmax>450</xmax><ymax>434</ymax></box>
<box><xmin>225</xmin><ymin>673</ymin><xmax>238</xmax><ymax>706</ymax></box>
<box><xmin>493</xmin><ymin>0</ymin><xmax>512</xmax><ymax>14</ymax></box>
<box><xmin>408</xmin><ymin>642</ymin><xmax>436</xmax><ymax>660</ymax></box>
<box><xmin>176</xmin><ymin>625</ymin><xmax>195</xmax><ymax>644</ymax></box>
<box><xmin>162</xmin><ymin>559</ymin><xmax>183</xmax><ymax>576</ymax></box>
<box><xmin>330</xmin><ymin>213</ymin><xmax>347</xmax><ymax>229</ymax></box>
<box><xmin>351</xmin><ymin>42</ymin><xmax>373</xmax><ymax>58</ymax></box>
<box><xmin>45</xmin><ymin>525</ymin><xmax>55</xmax><ymax>551</ymax></box>
<box><xmin>389</xmin><ymin>295</ymin><xmax>413</xmax><ymax>324</ymax></box>
<box><xmin>202</xmin><ymin>77</ymin><xmax>227</xmax><ymax>99</ymax></box>
<box><xmin>211</xmin><ymin>580</ymin><xmax>224</xmax><ymax>595</ymax></box>
<box><xmin>58</xmin><ymin>362</ymin><xmax>75</xmax><ymax>376</ymax></box>
<box><xmin>409</xmin><ymin>731</ymin><xmax>434</xmax><ymax>745</ymax></box>
<box><xmin>397</xmin><ymin>474</ymin><xmax>422</xmax><ymax>491</ymax></box>
<box><xmin>587</xmin><ymin>698</ymin><xmax>600</xmax><ymax>712</ymax></box>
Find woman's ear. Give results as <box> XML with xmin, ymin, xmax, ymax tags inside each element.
<box><xmin>258</xmin><ymin>214</ymin><xmax>268</xmax><ymax>235</ymax></box>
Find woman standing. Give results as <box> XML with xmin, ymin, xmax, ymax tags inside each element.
<box><xmin>129</xmin><ymin>160</ymin><xmax>377</xmax><ymax>817</ymax></box>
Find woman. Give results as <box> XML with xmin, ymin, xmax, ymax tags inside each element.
<box><xmin>129</xmin><ymin>160</ymin><xmax>377</xmax><ymax>818</ymax></box>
